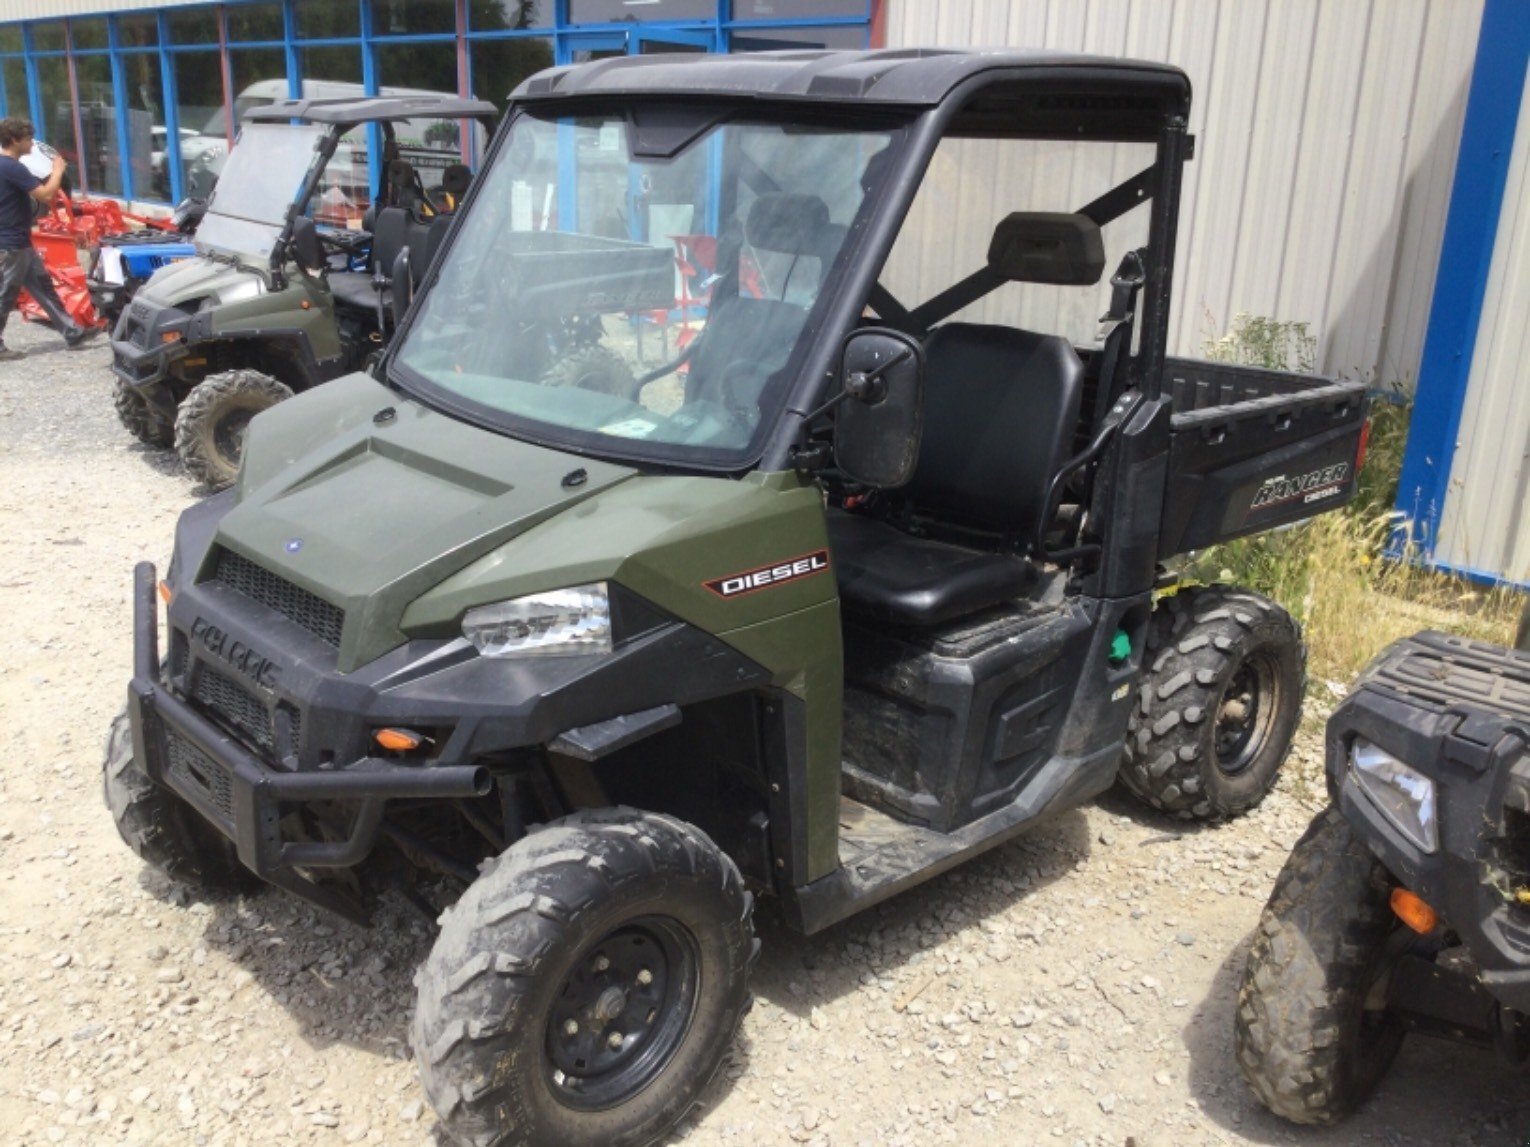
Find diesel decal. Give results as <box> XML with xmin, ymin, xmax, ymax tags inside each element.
<box><xmin>704</xmin><ymin>550</ymin><xmax>831</xmax><ymax>599</ymax></box>
<box><xmin>190</xmin><ymin>617</ymin><xmax>280</xmax><ymax>689</ymax></box>
<box><xmin>1248</xmin><ymin>463</ymin><xmax>1351</xmax><ymax>513</ymax></box>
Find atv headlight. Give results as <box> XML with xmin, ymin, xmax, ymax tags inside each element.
<box><xmin>462</xmin><ymin>583</ymin><xmax>611</xmax><ymax>659</ymax></box>
<box><xmin>1350</xmin><ymin>738</ymin><xmax>1438</xmax><ymax>853</ymax></box>
<box><xmin>216</xmin><ymin>278</ymin><xmax>264</xmax><ymax>305</ymax></box>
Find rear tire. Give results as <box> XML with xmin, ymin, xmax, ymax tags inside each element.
<box><xmin>1119</xmin><ymin>584</ymin><xmax>1305</xmax><ymax>819</ymax></box>
<box><xmin>412</xmin><ymin>807</ymin><xmax>757</xmax><ymax>1147</ymax></box>
<box><xmin>1234</xmin><ymin>807</ymin><xmax>1407</xmax><ymax>1124</ymax></box>
<box><xmin>175</xmin><ymin>369</ymin><xmax>293</xmax><ymax>490</ymax></box>
<box><xmin>102</xmin><ymin>707</ymin><xmax>255</xmax><ymax>893</ymax></box>
<box><xmin>541</xmin><ymin>345</ymin><xmax>638</xmax><ymax>399</ymax></box>
<box><xmin>113</xmin><ymin>380</ymin><xmax>174</xmax><ymax>448</ymax></box>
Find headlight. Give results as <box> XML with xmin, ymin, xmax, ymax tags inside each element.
<box><xmin>216</xmin><ymin>278</ymin><xmax>264</xmax><ymax>305</ymax></box>
<box><xmin>462</xmin><ymin>583</ymin><xmax>611</xmax><ymax>659</ymax></box>
<box><xmin>1350</xmin><ymin>738</ymin><xmax>1438</xmax><ymax>853</ymax></box>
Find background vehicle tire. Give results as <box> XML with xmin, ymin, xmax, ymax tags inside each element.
<box><xmin>541</xmin><ymin>345</ymin><xmax>639</xmax><ymax>399</ymax></box>
<box><xmin>1516</xmin><ymin>599</ymin><xmax>1529</xmax><ymax>653</ymax></box>
<box><xmin>102</xmin><ymin>707</ymin><xmax>256</xmax><ymax>893</ymax></box>
<box><xmin>113</xmin><ymin>380</ymin><xmax>174</xmax><ymax>448</ymax></box>
<box><xmin>1234</xmin><ymin>807</ymin><xmax>1407</xmax><ymax>1124</ymax></box>
<box><xmin>175</xmin><ymin>369</ymin><xmax>293</xmax><ymax>490</ymax></box>
<box><xmin>413</xmin><ymin>807</ymin><xmax>757</xmax><ymax>1147</ymax></box>
<box><xmin>1119</xmin><ymin>584</ymin><xmax>1305</xmax><ymax>819</ymax></box>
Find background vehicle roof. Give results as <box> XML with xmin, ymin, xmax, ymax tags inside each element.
<box><xmin>512</xmin><ymin>47</ymin><xmax>1191</xmax><ymax>111</ymax></box>
<box><xmin>245</xmin><ymin>96</ymin><xmax>498</xmax><ymax>126</ymax></box>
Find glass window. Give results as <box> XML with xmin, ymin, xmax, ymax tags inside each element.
<box><xmin>881</xmin><ymin>136</ymin><xmax>1156</xmax><ymax>349</ymax></box>
<box><xmin>469</xmin><ymin>36</ymin><xmax>553</xmax><ymax>111</ymax></box>
<box><xmin>114</xmin><ymin>14</ymin><xmax>158</xmax><ymax>50</ymax></box>
<box><xmin>32</xmin><ymin>22</ymin><xmax>68</xmax><ymax>53</ymax></box>
<box><xmin>35</xmin><ymin>56</ymin><xmax>79</xmax><ymax>173</ymax></box>
<box><xmin>166</xmin><ymin>7</ymin><xmax>221</xmax><ymax>45</ymax></box>
<box><xmin>70</xmin><ymin>19</ymin><xmax>109</xmax><ymax>51</ymax></box>
<box><xmin>174</xmin><ymin>51</ymin><xmax>228</xmax><ymax>198</ymax></box>
<box><xmin>300</xmin><ymin>46</ymin><xmax>364</xmax><ymax>88</ymax></box>
<box><xmin>74</xmin><ymin>55</ymin><xmax>120</xmax><ymax>195</ymax></box>
<box><xmin>118</xmin><ymin>53</ymin><xmax>167</xmax><ymax>199</ymax></box>
<box><xmin>471</xmin><ymin>1</ymin><xmax>555</xmax><ymax>32</ymax></box>
<box><xmin>2</xmin><ymin>58</ymin><xmax>27</xmax><ymax>120</ymax></box>
<box><xmin>373</xmin><ymin>0</ymin><xmax>458</xmax><ymax>38</ymax></box>
<box><xmin>0</xmin><ymin>27</ymin><xmax>22</xmax><ymax>55</ymax></box>
<box><xmin>227</xmin><ymin>3</ymin><xmax>285</xmax><ymax>43</ymax></box>
<box><xmin>730</xmin><ymin>25</ymin><xmax>866</xmax><ymax>51</ymax></box>
<box><xmin>198</xmin><ymin>121</ymin><xmax>327</xmax><ymax>254</ymax></box>
<box><xmin>187</xmin><ymin>48</ymin><xmax>289</xmax><ymax>197</ymax></box>
<box><xmin>294</xmin><ymin>5</ymin><xmax>361</xmax><ymax>40</ymax></box>
<box><xmin>568</xmin><ymin>0</ymin><xmax>713</xmax><ymax>23</ymax></box>
<box><xmin>733</xmin><ymin>0</ymin><xmax>866</xmax><ymax>18</ymax></box>
<box><xmin>396</xmin><ymin>110</ymin><xmax>896</xmax><ymax>466</ymax></box>
<box><xmin>377</xmin><ymin>42</ymin><xmax>460</xmax><ymax>97</ymax></box>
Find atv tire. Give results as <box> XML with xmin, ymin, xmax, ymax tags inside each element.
<box><xmin>1120</xmin><ymin>584</ymin><xmax>1305</xmax><ymax>819</ymax></box>
<box><xmin>175</xmin><ymin>369</ymin><xmax>293</xmax><ymax>491</ymax></box>
<box><xmin>1234</xmin><ymin>807</ymin><xmax>1407</xmax><ymax>1123</ymax></box>
<box><xmin>113</xmin><ymin>380</ymin><xmax>174</xmax><ymax>448</ymax></box>
<box><xmin>540</xmin><ymin>344</ymin><xmax>639</xmax><ymax>399</ymax></box>
<box><xmin>102</xmin><ymin>707</ymin><xmax>255</xmax><ymax>893</ymax></box>
<box><xmin>413</xmin><ymin>807</ymin><xmax>757</xmax><ymax>1147</ymax></box>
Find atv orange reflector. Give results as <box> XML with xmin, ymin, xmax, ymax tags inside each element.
<box><xmin>157</xmin><ymin>579</ymin><xmax>172</xmax><ymax>605</ymax></box>
<box><xmin>375</xmin><ymin>728</ymin><xmax>424</xmax><ymax>752</ymax></box>
<box><xmin>1390</xmin><ymin>887</ymin><xmax>1437</xmax><ymax>934</ymax></box>
<box><xmin>160</xmin><ymin>331</ymin><xmax>179</xmax><ymax>344</ymax></box>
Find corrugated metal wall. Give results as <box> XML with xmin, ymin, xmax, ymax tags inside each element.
<box><xmin>1434</xmin><ymin>64</ymin><xmax>1530</xmax><ymax>583</ymax></box>
<box><xmin>3</xmin><ymin>0</ymin><xmax>190</xmax><ymax>16</ymax></box>
<box><xmin>884</xmin><ymin>0</ymin><xmax>1484</xmax><ymax>387</ymax></box>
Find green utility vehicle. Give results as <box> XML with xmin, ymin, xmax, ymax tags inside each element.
<box><xmin>110</xmin><ymin>95</ymin><xmax>494</xmax><ymax>489</ymax></box>
<box><xmin>107</xmin><ymin>49</ymin><xmax>1370</xmax><ymax>1146</ymax></box>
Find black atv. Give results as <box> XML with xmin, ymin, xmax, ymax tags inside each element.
<box><xmin>1236</xmin><ymin>626</ymin><xmax>1530</xmax><ymax>1122</ymax></box>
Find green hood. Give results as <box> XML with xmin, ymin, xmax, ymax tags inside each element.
<box><xmin>216</xmin><ymin>373</ymin><xmax>638</xmax><ymax>669</ymax></box>
<box><xmin>139</xmin><ymin>253</ymin><xmax>268</xmax><ymax>310</ymax></box>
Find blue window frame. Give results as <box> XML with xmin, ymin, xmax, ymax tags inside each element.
<box><xmin>0</xmin><ymin>0</ymin><xmax>874</xmax><ymax>205</ymax></box>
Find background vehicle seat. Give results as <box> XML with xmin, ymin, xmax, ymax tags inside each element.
<box><xmin>329</xmin><ymin>206</ymin><xmax>409</xmax><ymax>313</ymax></box>
<box><xmin>830</xmin><ymin>323</ymin><xmax>1084</xmax><ymax>626</ymax></box>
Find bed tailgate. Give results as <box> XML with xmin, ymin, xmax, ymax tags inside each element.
<box><xmin>1157</xmin><ymin>358</ymin><xmax>1370</xmax><ymax>559</ymax></box>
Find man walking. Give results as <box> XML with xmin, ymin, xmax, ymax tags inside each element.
<box><xmin>0</xmin><ymin>117</ymin><xmax>100</xmax><ymax>360</ymax></box>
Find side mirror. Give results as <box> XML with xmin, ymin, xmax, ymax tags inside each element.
<box><xmin>290</xmin><ymin>216</ymin><xmax>322</xmax><ymax>272</ymax></box>
<box><xmin>391</xmin><ymin>246</ymin><xmax>412</xmax><ymax>327</ymax></box>
<box><xmin>833</xmin><ymin>328</ymin><xmax>924</xmax><ymax>489</ymax></box>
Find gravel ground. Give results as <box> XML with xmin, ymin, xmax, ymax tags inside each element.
<box><xmin>1</xmin><ymin>313</ymin><xmax>1526</xmax><ymax>1147</ymax></box>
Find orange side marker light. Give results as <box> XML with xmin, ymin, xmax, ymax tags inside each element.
<box><xmin>157</xmin><ymin>579</ymin><xmax>172</xmax><ymax>605</ymax></box>
<box><xmin>1390</xmin><ymin>887</ymin><xmax>1437</xmax><ymax>934</ymax></box>
<box><xmin>375</xmin><ymin>728</ymin><xmax>424</xmax><ymax>752</ymax></box>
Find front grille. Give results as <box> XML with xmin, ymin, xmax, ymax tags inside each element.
<box><xmin>127</xmin><ymin>319</ymin><xmax>149</xmax><ymax>349</ymax></box>
<box><xmin>214</xmin><ymin>548</ymin><xmax>345</xmax><ymax>648</ymax></box>
<box><xmin>192</xmin><ymin>664</ymin><xmax>273</xmax><ymax>754</ymax></box>
<box><xmin>165</xmin><ymin>728</ymin><xmax>235</xmax><ymax>822</ymax></box>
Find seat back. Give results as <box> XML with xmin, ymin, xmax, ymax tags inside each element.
<box><xmin>904</xmin><ymin>323</ymin><xmax>1083</xmax><ymax>541</ymax></box>
<box><xmin>369</xmin><ymin>206</ymin><xmax>410</xmax><ymax>278</ymax></box>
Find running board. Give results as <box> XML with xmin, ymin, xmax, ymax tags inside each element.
<box><xmin>783</xmin><ymin>745</ymin><xmax>1119</xmax><ymax>934</ymax></box>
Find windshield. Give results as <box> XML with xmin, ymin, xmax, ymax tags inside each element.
<box><xmin>196</xmin><ymin>122</ymin><xmax>325</xmax><ymax>255</ymax></box>
<box><xmin>393</xmin><ymin>108</ymin><xmax>895</xmax><ymax>466</ymax></box>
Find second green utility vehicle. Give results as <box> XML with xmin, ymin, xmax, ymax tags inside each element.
<box><xmin>107</xmin><ymin>49</ymin><xmax>1370</xmax><ymax>1146</ymax></box>
<box><xmin>110</xmin><ymin>94</ymin><xmax>494</xmax><ymax>488</ymax></box>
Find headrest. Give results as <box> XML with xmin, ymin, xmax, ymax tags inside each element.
<box><xmin>746</xmin><ymin>193</ymin><xmax>830</xmax><ymax>255</ymax></box>
<box><xmin>859</xmin><ymin>146</ymin><xmax>893</xmax><ymax>195</ymax></box>
<box><xmin>387</xmin><ymin>159</ymin><xmax>418</xmax><ymax>191</ymax></box>
<box><xmin>987</xmin><ymin>212</ymin><xmax>1105</xmax><ymax>286</ymax></box>
<box><xmin>361</xmin><ymin>205</ymin><xmax>377</xmax><ymax>233</ymax></box>
<box><xmin>440</xmin><ymin>163</ymin><xmax>471</xmax><ymax>197</ymax></box>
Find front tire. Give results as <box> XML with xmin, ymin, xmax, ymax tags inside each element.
<box><xmin>113</xmin><ymin>380</ymin><xmax>174</xmax><ymax>448</ymax></box>
<box><xmin>102</xmin><ymin>707</ymin><xmax>255</xmax><ymax>893</ymax></box>
<box><xmin>541</xmin><ymin>345</ymin><xmax>639</xmax><ymax>399</ymax></box>
<box><xmin>1235</xmin><ymin>807</ymin><xmax>1407</xmax><ymax>1124</ymax></box>
<box><xmin>412</xmin><ymin>808</ymin><xmax>756</xmax><ymax>1147</ymax></box>
<box><xmin>174</xmin><ymin>369</ymin><xmax>293</xmax><ymax>490</ymax></box>
<box><xmin>1120</xmin><ymin>585</ymin><xmax>1305</xmax><ymax>819</ymax></box>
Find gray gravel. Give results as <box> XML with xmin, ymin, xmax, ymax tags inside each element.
<box><xmin>1</xmin><ymin>313</ymin><xmax>1525</xmax><ymax>1145</ymax></box>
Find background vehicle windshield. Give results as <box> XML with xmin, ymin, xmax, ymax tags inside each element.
<box><xmin>195</xmin><ymin>122</ymin><xmax>325</xmax><ymax>255</ymax></box>
<box><xmin>394</xmin><ymin>109</ymin><xmax>893</xmax><ymax>465</ymax></box>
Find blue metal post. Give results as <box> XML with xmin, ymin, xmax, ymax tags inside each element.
<box><xmin>156</xmin><ymin>11</ymin><xmax>183</xmax><ymax>205</ymax></box>
<box><xmin>1394</xmin><ymin>0</ymin><xmax>1530</xmax><ymax>561</ymax></box>
<box><xmin>108</xmin><ymin>18</ymin><xmax>135</xmax><ymax>201</ymax></box>
<box><xmin>23</xmin><ymin>27</ymin><xmax>44</xmax><ymax>133</ymax></box>
<box><xmin>282</xmin><ymin>0</ymin><xmax>300</xmax><ymax>99</ymax></box>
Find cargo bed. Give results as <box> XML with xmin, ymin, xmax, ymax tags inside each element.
<box><xmin>1156</xmin><ymin>357</ymin><xmax>1368</xmax><ymax>557</ymax></box>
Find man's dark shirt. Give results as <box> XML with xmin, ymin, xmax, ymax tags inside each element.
<box><xmin>0</xmin><ymin>156</ymin><xmax>42</xmax><ymax>250</ymax></box>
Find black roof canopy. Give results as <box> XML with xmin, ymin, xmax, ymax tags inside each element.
<box><xmin>246</xmin><ymin>95</ymin><xmax>498</xmax><ymax>127</ymax></box>
<box><xmin>512</xmin><ymin>48</ymin><xmax>1191</xmax><ymax>136</ymax></box>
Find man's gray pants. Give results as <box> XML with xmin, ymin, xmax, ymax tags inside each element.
<box><xmin>0</xmin><ymin>246</ymin><xmax>80</xmax><ymax>343</ymax></box>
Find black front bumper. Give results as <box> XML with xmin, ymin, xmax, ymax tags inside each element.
<box><xmin>128</xmin><ymin>562</ymin><xmax>490</xmax><ymax>884</ymax></box>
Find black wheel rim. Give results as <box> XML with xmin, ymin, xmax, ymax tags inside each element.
<box><xmin>213</xmin><ymin>409</ymin><xmax>255</xmax><ymax>466</ymax></box>
<box><xmin>544</xmin><ymin>916</ymin><xmax>699</xmax><ymax>1111</ymax></box>
<box><xmin>1214</xmin><ymin>650</ymin><xmax>1281</xmax><ymax>777</ymax></box>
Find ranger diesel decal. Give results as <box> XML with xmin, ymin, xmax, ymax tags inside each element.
<box><xmin>704</xmin><ymin>550</ymin><xmax>831</xmax><ymax>599</ymax></box>
<box><xmin>1247</xmin><ymin>462</ymin><xmax>1351</xmax><ymax>515</ymax></box>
